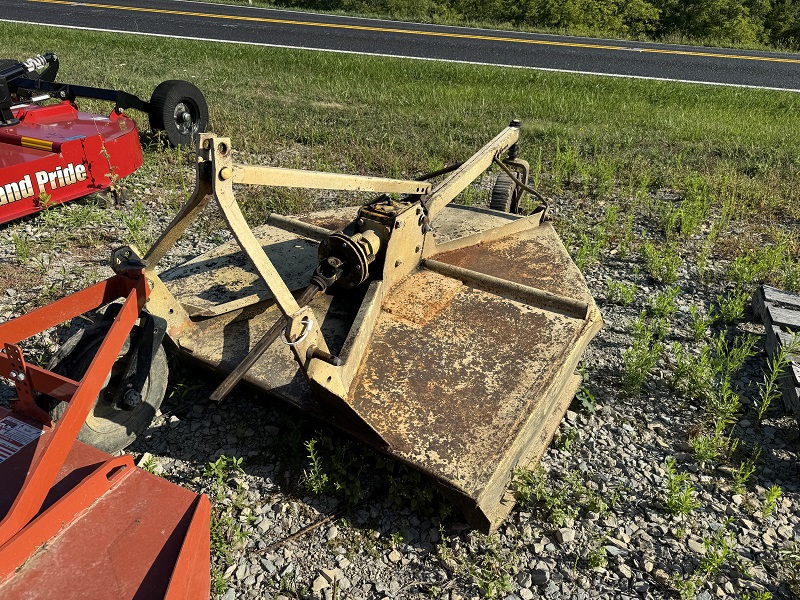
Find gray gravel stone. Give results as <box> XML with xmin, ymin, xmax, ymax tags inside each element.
<box><xmin>556</xmin><ymin>528</ymin><xmax>576</xmax><ymax>544</ymax></box>
<box><xmin>531</xmin><ymin>565</ymin><xmax>550</xmax><ymax>586</ymax></box>
<box><xmin>6</xmin><ymin>169</ymin><xmax>800</xmax><ymax>600</ymax></box>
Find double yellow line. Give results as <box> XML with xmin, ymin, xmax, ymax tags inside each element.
<box><xmin>31</xmin><ymin>0</ymin><xmax>800</xmax><ymax>65</ymax></box>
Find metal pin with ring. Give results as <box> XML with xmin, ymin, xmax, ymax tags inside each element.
<box><xmin>280</xmin><ymin>316</ymin><xmax>314</xmax><ymax>346</ymax></box>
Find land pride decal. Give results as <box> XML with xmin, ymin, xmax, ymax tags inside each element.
<box><xmin>0</xmin><ymin>163</ymin><xmax>88</xmax><ymax>205</ymax></box>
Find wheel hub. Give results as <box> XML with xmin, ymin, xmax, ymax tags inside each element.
<box><xmin>173</xmin><ymin>101</ymin><xmax>197</xmax><ymax>135</ymax></box>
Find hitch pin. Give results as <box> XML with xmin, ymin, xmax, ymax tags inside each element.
<box><xmin>306</xmin><ymin>345</ymin><xmax>342</xmax><ymax>367</ymax></box>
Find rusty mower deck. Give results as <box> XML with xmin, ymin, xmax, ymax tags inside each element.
<box><xmin>137</xmin><ymin>121</ymin><xmax>601</xmax><ymax>531</ymax></box>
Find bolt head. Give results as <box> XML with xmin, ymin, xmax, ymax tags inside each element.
<box><xmin>121</xmin><ymin>388</ymin><xmax>143</xmax><ymax>410</ymax></box>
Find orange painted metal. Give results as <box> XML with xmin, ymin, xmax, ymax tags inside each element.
<box><xmin>0</xmin><ymin>454</ymin><xmax>135</xmax><ymax>583</ymax></box>
<box><xmin>0</xmin><ymin>271</ymin><xmax>147</xmax><ymax>547</ymax></box>
<box><xmin>0</xmin><ymin>266</ymin><xmax>210</xmax><ymax>599</ymax></box>
<box><xmin>0</xmin><ymin>422</ymin><xmax>210</xmax><ymax>598</ymax></box>
<box><xmin>165</xmin><ymin>494</ymin><xmax>213</xmax><ymax>600</ymax></box>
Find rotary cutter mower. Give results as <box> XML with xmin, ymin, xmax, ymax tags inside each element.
<box><xmin>0</xmin><ymin>119</ymin><xmax>600</xmax><ymax>598</ymax></box>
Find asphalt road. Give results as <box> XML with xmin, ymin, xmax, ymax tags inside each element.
<box><xmin>5</xmin><ymin>0</ymin><xmax>800</xmax><ymax>91</ymax></box>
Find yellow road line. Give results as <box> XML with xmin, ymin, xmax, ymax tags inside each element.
<box><xmin>30</xmin><ymin>0</ymin><xmax>800</xmax><ymax>65</ymax></box>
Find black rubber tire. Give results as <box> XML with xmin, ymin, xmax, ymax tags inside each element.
<box><xmin>489</xmin><ymin>172</ymin><xmax>516</xmax><ymax>212</ymax></box>
<box><xmin>45</xmin><ymin>322</ymin><xmax>169</xmax><ymax>454</ymax></box>
<box><xmin>148</xmin><ymin>80</ymin><xmax>208</xmax><ymax>148</ymax></box>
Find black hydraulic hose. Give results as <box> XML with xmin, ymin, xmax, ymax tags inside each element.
<box><xmin>492</xmin><ymin>156</ymin><xmax>551</xmax><ymax>208</ymax></box>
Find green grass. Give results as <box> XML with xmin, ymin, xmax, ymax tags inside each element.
<box><xmin>3</xmin><ymin>23</ymin><xmax>800</xmax><ymax>302</ymax></box>
<box><xmin>5</xmin><ymin>22</ymin><xmax>800</xmax><ymax>244</ymax></box>
<box><xmin>623</xmin><ymin>312</ymin><xmax>664</xmax><ymax>395</ymax></box>
<box><xmin>664</xmin><ymin>457</ymin><xmax>701</xmax><ymax>515</ymax></box>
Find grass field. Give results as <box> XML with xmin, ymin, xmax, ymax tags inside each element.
<box><xmin>6</xmin><ymin>22</ymin><xmax>800</xmax><ymax>225</ymax></box>
<box><xmin>5</xmin><ymin>28</ymin><xmax>800</xmax><ymax>168</ymax></box>
<box><xmin>4</xmin><ymin>20</ymin><xmax>800</xmax><ymax>283</ymax></box>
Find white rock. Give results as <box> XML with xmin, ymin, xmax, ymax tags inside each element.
<box><xmin>556</xmin><ymin>528</ymin><xmax>576</xmax><ymax>544</ymax></box>
<box><xmin>688</xmin><ymin>538</ymin><xmax>705</xmax><ymax>554</ymax></box>
<box><xmin>312</xmin><ymin>575</ymin><xmax>330</xmax><ymax>593</ymax></box>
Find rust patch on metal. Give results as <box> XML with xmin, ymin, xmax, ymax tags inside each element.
<box><xmin>300</xmin><ymin>215</ymin><xmax>352</xmax><ymax>233</ymax></box>
<box><xmin>297</xmin><ymin>206</ymin><xmax>360</xmax><ymax>233</ymax></box>
<box><xmin>381</xmin><ymin>271</ymin><xmax>463</xmax><ymax>327</ymax></box>
<box><xmin>433</xmin><ymin>223</ymin><xmax>589</xmax><ymax>303</ymax></box>
<box><xmin>350</xmin><ymin>278</ymin><xmax>585</xmax><ymax>494</ymax></box>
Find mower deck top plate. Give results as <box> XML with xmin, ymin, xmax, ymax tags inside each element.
<box><xmin>0</xmin><ymin>407</ymin><xmax>208</xmax><ymax>599</ymax></box>
<box><xmin>158</xmin><ymin>203</ymin><xmax>601</xmax><ymax>531</ymax></box>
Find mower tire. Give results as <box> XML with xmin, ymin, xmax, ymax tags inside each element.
<box><xmin>43</xmin><ymin>320</ymin><xmax>169</xmax><ymax>454</ymax></box>
<box><xmin>148</xmin><ymin>80</ymin><xmax>208</xmax><ymax>148</ymax></box>
<box><xmin>489</xmin><ymin>172</ymin><xmax>516</xmax><ymax>213</ymax></box>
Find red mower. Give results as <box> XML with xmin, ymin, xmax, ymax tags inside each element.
<box><xmin>0</xmin><ymin>53</ymin><xmax>208</xmax><ymax>225</ymax></box>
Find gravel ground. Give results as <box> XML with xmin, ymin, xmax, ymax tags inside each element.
<box><xmin>1</xmin><ymin>167</ymin><xmax>799</xmax><ymax>600</ymax></box>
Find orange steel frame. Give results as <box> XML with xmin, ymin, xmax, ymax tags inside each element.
<box><xmin>0</xmin><ymin>270</ymin><xmax>147</xmax><ymax>547</ymax></box>
<box><xmin>0</xmin><ymin>267</ymin><xmax>210</xmax><ymax>598</ymax></box>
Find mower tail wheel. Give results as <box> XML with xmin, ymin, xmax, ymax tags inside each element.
<box><xmin>148</xmin><ymin>80</ymin><xmax>208</xmax><ymax>148</ymax></box>
<box><xmin>489</xmin><ymin>172</ymin><xmax>516</xmax><ymax>213</ymax></box>
<box><xmin>42</xmin><ymin>321</ymin><xmax>169</xmax><ymax>454</ymax></box>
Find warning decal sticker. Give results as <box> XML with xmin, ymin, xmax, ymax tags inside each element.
<box><xmin>0</xmin><ymin>416</ymin><xmax>43</xmax><ymax>463</ymax></box>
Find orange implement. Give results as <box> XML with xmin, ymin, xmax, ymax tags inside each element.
<box><xmin>0</xmin><ymin>263</ymin><xmax>210</xmax><ymax>600</ymax></box>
